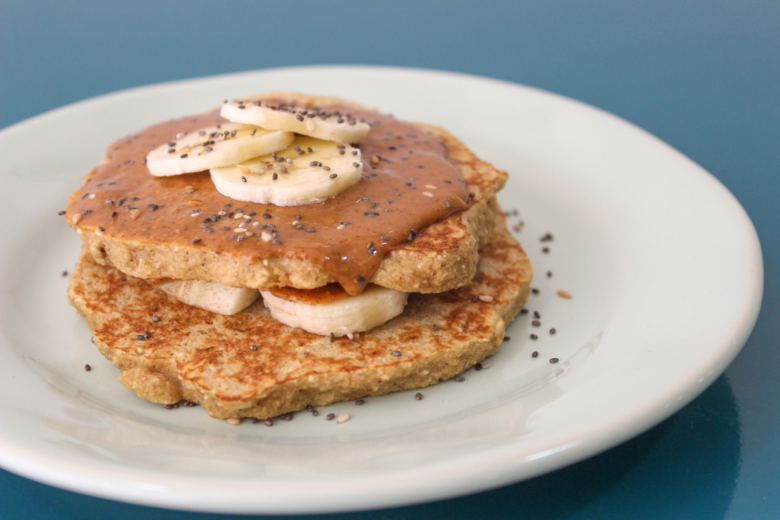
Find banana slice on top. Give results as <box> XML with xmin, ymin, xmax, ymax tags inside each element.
<box><xmin>221</xmin><ymin>100</ymin><xmax>371</xmax><ymax>143</ymax></box>
<box><xmin>261</xmin><ymin>284</ymin><xmax>408</xmax><ymax>337</ymax></box>
<box><xmin>146</xmin><ymin>123</ymin><xmax>294</xmax><ymax>177</ymax></box>
<box><xmin>210</xmin><ymin>136</ymin><xmax>363</xmax><ymax>206</ymax></box>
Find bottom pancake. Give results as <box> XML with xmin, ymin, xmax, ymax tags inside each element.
<box><xmin>67</xmin><ymin>217</ymin><xmax>532</xmax><ymax>420</ymax></box>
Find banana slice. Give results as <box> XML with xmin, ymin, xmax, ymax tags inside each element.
<box><xmin>260</xmin><ymin>284</ymin><xmax>408</xmax><ymax>337</ymax></box>
<box><xmin>146</xmin><ymin>123</ymin><xmax>294</xmax><ymax>177</ymax></box>
<box><xmin>154</xmin><ymin>279</ymin><xmax>259</xmax><ymax>315</ymax></box>
<box><xmin>210</xmin><ymin>136</ymin><xmax>363</xmax><ymax>206</ymax></box>
<box><xmin>221</xmin><ymin>100</ymin><xmax>371</xmax><ymax>143</ymax></box>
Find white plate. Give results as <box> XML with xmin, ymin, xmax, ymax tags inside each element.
<box><xmin>0</xmin><ymin>66</ymin><xmax>762</xmax><ymax>513</ymax></box>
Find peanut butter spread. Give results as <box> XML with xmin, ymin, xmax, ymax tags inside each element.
<box><xmin>65</xmin><ymin>105</ymin><xmax>470</xmax><ymax>295</ymax></box>
<box><xmin>269</xmin><ymin>282</ymin><xmax>358</xmax><ymax>304</ymax></box>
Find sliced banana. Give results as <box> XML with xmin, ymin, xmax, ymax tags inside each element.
<box><xmin>210</xmin><ymin>136</ymin><xmax>363</xmax><ymax>206</ymax></box>
<box><xmin>260</xmin><ymin>285</ymin><xmax>408</xmax><ymax>337</ymax></box>
<box><xmin>221</xmin><ymin>100</ymin><xmax>371</xmax><ymax>143</ymax></box>
<box><xmin>154</xmin><ymin>279</ymin><xmax>259</xmax><ymax>315</ymax></box>
<box><xmin>146</xmin><ymin>123</ymin><xmax>294</xmax><ymax>177</ymax></box>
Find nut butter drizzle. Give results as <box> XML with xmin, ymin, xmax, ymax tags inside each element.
<box><xmin>65</xmin><ymin>104</ymin><xmax>469</xmax><ymax>295</ymax></box>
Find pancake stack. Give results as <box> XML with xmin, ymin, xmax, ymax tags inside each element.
<box><xmin>64</xmin><ymin>93</ymin><xmax>532</xmax><ymax>421</ymax></box>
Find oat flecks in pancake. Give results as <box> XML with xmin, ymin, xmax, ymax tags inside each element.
<box><xmin>67</xmin><ymin>217</ymin><xmax>532</xmax><ymax>420</ymax></box>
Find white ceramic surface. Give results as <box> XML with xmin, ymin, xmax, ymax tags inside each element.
<box><xmin>0</xmin><ymin>66</ymin><xmax>763</xmax><ymax>513</ymax></box>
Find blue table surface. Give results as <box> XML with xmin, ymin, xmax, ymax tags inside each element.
<box><xmin>1</xmin><ymin>1</ymin><xmax>778</xmax><ymax>519</ymax></box>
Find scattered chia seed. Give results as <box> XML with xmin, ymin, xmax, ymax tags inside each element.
<box><xmin>550</xmin><ymin>328</ymin><xmax>557</xmax><ymax>335</ymax></box>
<box><xmin>549</xmin><ymin>358</ymin><xmax>559</xmax><ymax>364</ymax></box>
<box><xmin>355</xmin><ymin>399</ymin><xmax>365</xmax><ymax>405</ymax></box>
<box><xmin>326</xmin><ymin>413</ymin><xmax>336</xmax><ymax>420</ymax></box>
<box><xmin>475</xmin><ymin>363</ymin><xmax>483</xmax><ymax>371</ymax></box>
<box><xmin>532</xmin><ymin>351</ymin><xmax>539</xmax><ymax>358</ymax></box>
<box><xmin>530</xmin><ymin>334</ymin><xmax>538</xmax><ymax>340</ymax></box>
<box><xmin>415</xmin><ymin>393</ymin><xmax>423</xmax><ymax>400</ymax></box>
<box><xmin>84</xmin><ymin>364</ymin><xmax>91</xmax><ymax>371</ymax></box>
<box><xmin>455</xmin><ymin>376</ymin><xmax>465</xmax><ymax>382</ymax></box>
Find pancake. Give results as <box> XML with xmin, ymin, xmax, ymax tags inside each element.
<box><xmin>64</xmin><ymin>93</ymin><xmax>507</xmax><ymax>295</ymax></box>
<box><xmin>67</xmin><ymin>216</ymin><xmax>532</xmax><ymax>420</ymax></box>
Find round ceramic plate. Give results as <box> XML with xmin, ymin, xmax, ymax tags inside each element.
<box><xmin>0</xmin><ymin>66</ymin><xmax>763</xmax><ymax>513</ymax></box>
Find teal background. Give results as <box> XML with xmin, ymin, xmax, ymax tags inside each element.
<box><xmin>1</xmin><ymin>1</ymin><xmax>778</xmax><ymax>518</ymax></box>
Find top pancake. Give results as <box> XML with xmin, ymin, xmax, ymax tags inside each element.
<box><xmin>64</xmin><ymin>93</ymin><xmax>507</xmax><ymax>294</ymax></box>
